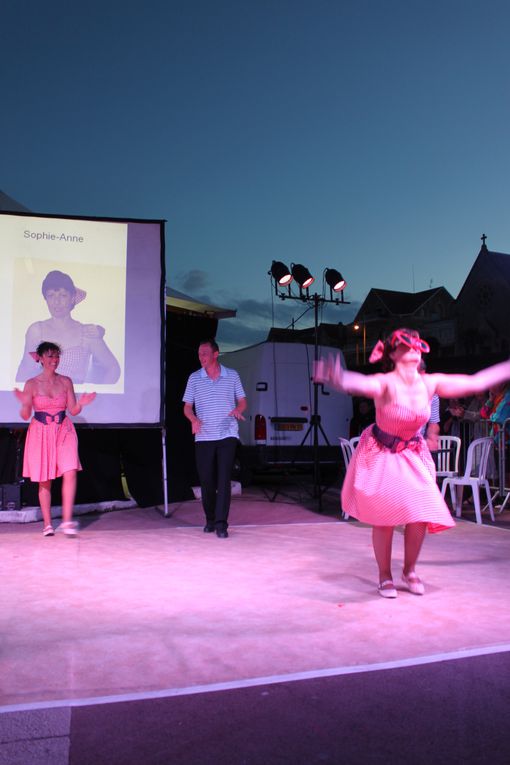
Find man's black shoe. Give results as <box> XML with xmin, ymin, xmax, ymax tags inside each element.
<box><xmin>203</xmin><ymin>524</ymin><xmax>215</xmax><ymax>533</ymax></box>
<box><xmin>216</xmin><ymin>529</ymin><xmax>229</xmax><ymax>538</ymax></box>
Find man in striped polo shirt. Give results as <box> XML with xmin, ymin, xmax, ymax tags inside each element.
<box><xmin>183</xmin><ymin>339</ymin><xmax>247</xmax><ymax>538</ymax></box>
<box><xmin>424</xmin><ymin>393</ymin><xmax>440</xmax><ymax>453</ymax></box>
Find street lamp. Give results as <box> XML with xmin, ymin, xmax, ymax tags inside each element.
<box><xmin>353</xmin><ymin>322</ymin><xmax>366</xmax><ymax>365</ymax></box>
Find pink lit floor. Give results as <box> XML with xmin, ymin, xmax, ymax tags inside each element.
<box><xmin>2</xmin><ymin>486</ymin><xmax>509</xmax><ymax>714</ymax></box>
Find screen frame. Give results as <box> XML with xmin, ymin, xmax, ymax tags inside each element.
<box><xmin>0</xmin><ymin>210</ymin><xmax>166</xmax><ymax>428</ymax></box>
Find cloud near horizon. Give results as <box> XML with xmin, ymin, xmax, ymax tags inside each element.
<box><xmin>177</xmin><ymin>269</ymin><xmax>210</xmax><ymax>293</ymax></box>
<box><xmin>215</xmin><ymin>293</ymin><xmax>359</xmax><ymax>352</ymax></box>
<box><xmin>174</xmin><ymin>269</ymin><xmax>359</xmax><ymax>351</ymax></box>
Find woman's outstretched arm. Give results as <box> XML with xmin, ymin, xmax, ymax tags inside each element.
<box><xmin>314</xmin><ymin>353</ymin><xmax>385</xmax><ymax>399</ymax></box>
<box><xmin>430</xmin><ymin>359</ymin><xmax>510</xmax><ymax>399</ymax></box>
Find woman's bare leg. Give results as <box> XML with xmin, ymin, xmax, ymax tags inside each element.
<box><xmin>38</xmin><ymin>480</ymin><xmax>52</xmax><ymax>527</ymax></box>
<box><xmin>403</xmin><ymin>522</ymin><xmax>427</xmax><ymax>576</ymax></box>
<box><xmin>61</xmin><ymin>470</ymin><xmax>77</xmax><ymax>524</ymax></box>
<box><xmin>372</xmin><ymin>526</ymin><xmax>395</xmax><ymax>583</ymax></box>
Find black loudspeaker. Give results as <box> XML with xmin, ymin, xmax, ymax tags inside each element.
<box><xmin>0</xmin><ymin>483</ymin><xmax>21</xmax><ymax>511</ymax></box>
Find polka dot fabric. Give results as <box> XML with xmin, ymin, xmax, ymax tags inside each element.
<box><xmin>341</xmin><ymin>402</ymin><xmax>455</xmax><ymax>533</ymax></box>
<box><xmin>23</xmin><ymin>394</ymin><xmax>82</xmax><ymax>482</ymax></box>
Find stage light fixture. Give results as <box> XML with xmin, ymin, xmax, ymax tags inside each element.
<box><xmin>291</xmin><ymin>263</ymin><xmax>315</xmax><ymax>289</ymax></box>
<box><xmin>270</xmin><ymin>261</ymin><xmax>293</xmax><ymax>286</ymax></box>
<box><xmin>325</xmin><ymin>268</ymin><xmax>346</xmax><ymax>292</ymax></box>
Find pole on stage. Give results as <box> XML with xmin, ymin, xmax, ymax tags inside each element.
<box><xmin>161</xmin><ymin>427</ymin><xmax>169</xmax><ymax>516</ymax></box>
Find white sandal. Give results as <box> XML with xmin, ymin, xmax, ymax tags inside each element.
<box><xmin>377</xmin><ymin>579</ymin><xmax>397</xmax><ymax>598</ymax></box>
<box><xmin>43</xmin><ymin>525</ymin><xmax>54</xmax><ymax>537</ymax></box>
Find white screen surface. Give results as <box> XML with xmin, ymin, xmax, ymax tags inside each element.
<box><xmin>0</xmin><ymin>212</ymin><xmax>165</xmax><ymax>426</ymax></box>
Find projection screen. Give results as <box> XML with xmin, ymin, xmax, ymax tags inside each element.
<box><xmin>0</xmin><ymin>212</ymin><xmax>165</xmax><ymax>426</ymax></box>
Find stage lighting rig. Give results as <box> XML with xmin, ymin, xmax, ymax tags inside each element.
<box><xmin>269</xmin><ymin>261</ymin><xmax>348</xmax><ymax>305</ymax></box>
<box><xmin>267</xmin><ymin>260</ymin><xmax>350</xmax><ymax>511</ymax></box>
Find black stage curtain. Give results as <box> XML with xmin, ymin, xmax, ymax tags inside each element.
<box><xmin>118</xmin><ymin>429</ymin><xmax>164</xmax><ymax>507</ymax></box>
<box><xmin>0</xmin><ymin>428</ymin><xmax>23</xmax><ymax>483</ymax></box>
<box><xmin>165</xmin><ymin>312</ymin><xmax>218</xmax><ymax>502</ymax></box>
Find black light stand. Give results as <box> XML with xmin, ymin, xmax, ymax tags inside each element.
<box><xmin>269</xmin><ymin>263</ymin><xmax>350</xmax><ymax>511</ymax></box>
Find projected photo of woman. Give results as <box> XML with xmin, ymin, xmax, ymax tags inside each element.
<box><xmin>16</xmin><ymin>270</ymin><xmax>121</xmax><ymax>385</ymax></box>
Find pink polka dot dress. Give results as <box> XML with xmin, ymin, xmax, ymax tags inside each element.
<box><xmin>341</xmin><ymin>402</ymin><xmax>455</xmax><ymax>533</ymax></box>
<box><xmin>23</xmin><ymin>394</ymin><xmax>82</xmax><ymax>482</ymax></box>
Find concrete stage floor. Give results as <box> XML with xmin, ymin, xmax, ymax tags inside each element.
<box><xmin>1</xmin><ymin>484</ymin><xmax>510</xmax><ymax>762</ymax></box>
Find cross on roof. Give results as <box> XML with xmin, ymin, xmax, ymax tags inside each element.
<box><xmin>481</xmin><ymin>233</ymin><xmax>487</xmax><ymax>246</ymax></box>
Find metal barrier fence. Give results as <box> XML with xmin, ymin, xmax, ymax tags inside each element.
<box><xmin>457</xmin><ymin>416</ymin><xmax>510</xmax><ymax>511</ymax></box>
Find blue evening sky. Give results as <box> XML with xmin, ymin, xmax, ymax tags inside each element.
<box><xmin>2</xmin><ymin>0</ymin><xmax>510</xmax><ymax>350</ymax></box>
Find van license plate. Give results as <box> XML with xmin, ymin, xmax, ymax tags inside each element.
<box><xmin>274</xmin><ymin>423</ymin><xmax>304</xmax><ymax>431</ymax></box>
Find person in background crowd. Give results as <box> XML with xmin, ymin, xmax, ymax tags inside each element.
<box><xmin>481</xmin><ymin>383</ymin><xmax>510</xmax><ymax>439</ymax></box>
<box><xmin>424</xmin><ymin>395</ymin><xmax>440</xmax><ymax>453</ymax></box>
<box><xmin>462</xmin><ymin>392</ymin><xmax>486</xmax><ymax>425</ymax></box>
<box><xmin>183</xmin><ymin>339</ymin><xmax>247</xmax><ymax>539</ymax></box>
<box><xmin>443</xmin><ymin>398</ymin><xmax>465</xmax><ymax>438</ymax></box>
<box><xmin>349</xmin><ymin>397</ymin><xmax>375</xmax><ymax>437</ymax></box>
<box><xmin>314</xmin><ymin>327</ymin><xmax>510</xmax><ymax>599</ymax></box>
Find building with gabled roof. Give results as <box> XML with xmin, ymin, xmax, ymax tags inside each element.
<box><xmin>344</xmin><ymin>285</ymin><xmax>455</xmax><ymax>366</ymax></box>
<box><xmin>454</xmin><ymin>236</ymin><xmax>510</xmax><ymax>358</ymax></box>
<box><xmin>345</xmin><ymin>236</ymin><xmax>510</xmax><ymax>370</ymax></box>
<box><xmin>359</xmin><ymin>286</ymin><xmax>454</xmax><ymax>320</ymax></box>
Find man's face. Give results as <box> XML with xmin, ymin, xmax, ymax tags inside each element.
<box><xmin>198</xmin><ymin>343</ymin><xmax>219</xmax><ymax>368</ymax></box>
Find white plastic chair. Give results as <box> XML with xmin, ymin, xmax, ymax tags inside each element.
<box><xmin>339</xmin><ymin>438</ymin><xmax>354</xmax><ymax>519</ymax></box>
<box><xmin>441</xmin><ymin>437</ymin><xmax>495</xmax><ymax>524</ymax></box>
<box><xmin>435</xmin><ymin>435</ymin><xmax>461</xmax><ymax>486</ymax></box>
<box><xmin>349</xmin><ymin>436</ymin><xmax>361</xmax><ymax>452</ymax></box>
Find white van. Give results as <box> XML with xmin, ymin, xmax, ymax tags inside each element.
<box><xmin>220</xmin><ymin>341</ymin><xmax>352</xmax><ymax>478</ymax></box>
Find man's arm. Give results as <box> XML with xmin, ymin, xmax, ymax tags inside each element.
<box><xmin>229</xmin><ymin>396</ymin><xmax>247</xmax><ymax>420</ymax></box>
<box><xmin>183</xmin><ymin>402</ymin><xmax>202</xmax><ymax>434</ymax></box>
<box><xmin>425</xmin><ymin>422</ymin><xmax>440</xmax><ymax>452</ymax></box>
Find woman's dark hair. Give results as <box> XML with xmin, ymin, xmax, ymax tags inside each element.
<box><xmin>36</xmin><ymin>341</ymin><xmax>61</xmax><ymax>357</ymax></box>
<box><xmin>41</xmin><ymin>270</ymin><xmax>76</xmax><ymax>298</ymax></box>
<box><xmin>381</xmin><ymin>328</ymin><xmax>420</xmax><ymax>372</ymax></box>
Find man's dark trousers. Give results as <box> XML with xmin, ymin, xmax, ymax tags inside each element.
<box><xmin>195</xmin><ymin>437</ymin><xmax>237</xmax><ymax>530</ymax></box>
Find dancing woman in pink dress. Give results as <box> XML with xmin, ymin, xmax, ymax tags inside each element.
<box><xmin>315</xmin><ymin>328</ymin><xmax>510</xmax><ymax>599</ymax></box>
<box><xmin>14</xmin><ymin>341</ymin><xmax>96</xmax><ymax>537</ymax></box>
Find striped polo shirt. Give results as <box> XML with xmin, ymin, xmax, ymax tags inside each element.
<box><xmin>421</xmin><ymin>393</ymin><xmax>440</xmax><ymax>436</ymax></box>
<box><xmin>183</xmin><ymin>365</ymin><xmax>246</xmax><ymax>442</ymax></box>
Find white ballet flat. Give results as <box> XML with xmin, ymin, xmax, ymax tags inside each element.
<box><xmin>401</xmin><ymin>572</ymin><xmax>425</xmax><ymax>595</ymax></box>
<box><xmin>378</xmin><ymin>579</ymin><xmax>397</xmax><ymax>598</ymax></box>
<box><xmin>57</xmin><ymin>521</ymin><xmax>79</xmax><ymax>537</ymax></box>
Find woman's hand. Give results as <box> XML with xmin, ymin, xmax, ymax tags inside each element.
<box><xmin>313</xmin><ymin>354</ymin><xmax>344</xmax><ymax>388</ymax></box>
<box><xmin>313</xmin><ymin>358</ymin><xmax>329</xmax><ymax>385</ymax></box>
<box><xmin>14</xmin><ymin>388</ymin><xmax>30</xmax><ymax>405</ymax></box>
<box><xmin>78</xmin><ymin>392</ymin><xmax>96</xmax><ymax>408</ymax></box>
<box><xmin>313</xmin><ymin>354</ymin><xmax>384</xmax><ymax>399</ymax></box>
<box><xmin>14</xmin><ymin>387</ymin><xmax>32</xmax><ymax>420</ymax></box>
